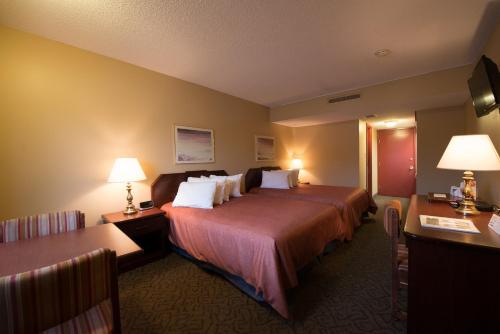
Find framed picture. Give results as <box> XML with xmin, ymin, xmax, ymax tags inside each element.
<box><xmin>255</xmin><ymin>135</ymin><xmax>275</xmax><ymax>161</ymax></box>
<box><xmin>174</xmin><ymin>125</ymin><xmax>215</xmax><ymax>164</ymax></box>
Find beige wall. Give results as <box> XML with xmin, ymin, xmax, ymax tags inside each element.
<box><xmin>464</xmin><ymin>21</ymin><xmax>500</xmax><ymax>205</ymax></box>
<box><xmin>415</xmin><ymin>106</ymin><xmax>465</xmax><ymax>195</ymax></box>
<box><xmin>292</xmin><ymin>120</ymin><xmax>360</xmax><ymax>187</ymax></box>
<box><xmin>271</xmin><ymin>65</ymin><xmax>472</xmax><ymax>126</ymax></box>
<box><xmin>0</xmin><ymin>26</ymin><xmax>293</xmax><ymax>225</ymax></box>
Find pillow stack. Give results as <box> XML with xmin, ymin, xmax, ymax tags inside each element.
<box><xmin>210</xmin><ymin>174</ymin><xmax>243</xmax><ymax>198</ymax></box>
<box><xmin>172</xmin><ymin>182</ymin><xmax>217</xmax><ymax>209</ymax></box>
<box><xmin>260</xmin><ymin>169</ymin><xmax>299</xmax><ymax>189</ymax></box>
<box><xmin>172</xmin><ymin>173</ymin><xmax>244</xmax><ymax>209</ymax></box>
<box><xmin>287</xmin><ymin>169</ymin><xmax>300</xmax><ymax>187</ymax></box>
<box><xmin>187</xmin><ymin>176</ymin><xmax>226</xmax><ymax>205</ymax></box>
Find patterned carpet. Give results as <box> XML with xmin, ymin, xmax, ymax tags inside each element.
<box><xmin>118</xmin><ymin>196</ymin><xmax>408</xmax><ymax>333</ymax></box>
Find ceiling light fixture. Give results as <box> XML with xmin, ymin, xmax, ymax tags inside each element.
<box><xmin>374</xmin><ymin>49</ymin><xmax>392</xmax><ymax>57</ymax></box>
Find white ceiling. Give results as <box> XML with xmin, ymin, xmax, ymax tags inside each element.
<box><xmin>0</xmin><ymin>0</ymin><xmax>498</xmax><ymax>107</ymax></box>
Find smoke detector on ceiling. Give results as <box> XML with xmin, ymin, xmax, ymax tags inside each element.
<box><xmin>374</xmin><ymin>49</ymin><xmax>392</xmax><ymax>57</ymax></box>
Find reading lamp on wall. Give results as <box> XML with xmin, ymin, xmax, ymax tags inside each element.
<box><xmin>437</xmin><ymin>135</ymin><xmax>500</xmax><ymax>215</ymax></box>
<box><xmin>108</xmin><ymin>158</ymin><xmax>146</xmax><ymax>215</ymax></box>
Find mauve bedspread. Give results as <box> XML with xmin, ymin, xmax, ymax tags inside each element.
<box><xmin>161</xmin><ymin>194</ymin><xmax>343</xmax><ymax>318</ymax></box>
<box><xmin>249</xmin><ymin>184</ymin><xmax>377</xmax><ymax>240</ymax></box>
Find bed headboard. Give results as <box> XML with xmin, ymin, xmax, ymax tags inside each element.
<box><xmin>244</xmin><ymin>166</ymin><xmax>281</xmax><ymax>192</ymax></box>
<box><xmin>151</xmin><ymin>170</ymin><xmax>228</xmax><ymax>208</ymax></box>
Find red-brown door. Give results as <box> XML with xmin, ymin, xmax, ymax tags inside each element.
<box><xmin>378</xmin><ymin>128</ymin><xmax>416</xmax><ymax>197</ymax></box>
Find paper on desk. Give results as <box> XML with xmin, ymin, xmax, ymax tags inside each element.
<box><xmin>419</xmin><ymin>215</ymin><xmax>480</xmax><ymax>234</ymax></box>
<box><xmin>488</xmin><ymin>214</ymin><xmax>500</xmax><ymax>235</ymax></box>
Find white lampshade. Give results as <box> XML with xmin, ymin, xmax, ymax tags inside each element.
<box><xmin>437</xmin><ymin>135</ymin><xmax>500</xmax><ymax>171</ymax></box>
<box><xmin>108</xmin><ymin>158</ymin><xmax>146</xmax><ymax>183</ymax></box>
<box><xmin>291</xmin><ymin>158</ymin><xmax>303</xmax><ymax>169</ymax></box>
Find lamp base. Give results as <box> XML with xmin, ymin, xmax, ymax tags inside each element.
<box><xmin>123</xmin><ymin>182</ymin><xmax>138</xmax><ymax>215</ymax></box>
<box><xmin>123</xmin><ymin>207</ymin><xmax>138</xmax><ymax>215</ymax></box>
<box><xmin>456</xmin><ymin>171</ymin><xmax>480</xmax><ymax>216</ymax></box>
<box><xmin>455</xmin><ymin>200</ymin><xmax>480</xmax><ymax>216</ymax></box>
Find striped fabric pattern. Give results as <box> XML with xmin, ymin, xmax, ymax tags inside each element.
<box><xmin>397</xmin><ymin>244</ymin><xmax>409</xmax><ymax>285</ymax></box>
<box><xmin>0</xmin><ymin>210</ymin><xmax>85</xmax><ymax>243</ymax></box>
<box><xmin>42</xmin><ymin>300</ymin><xmax>113</xmax><ymax>334</ymax></box>
<box><xmin>383</xmin><ymin>199</ymin><xmax>402</xmax><ymax>238</ymax></box>
<box><xmin>0</xmin><ymin>248</ymin><xmax>113</xmax><ymax>334</ymax></box>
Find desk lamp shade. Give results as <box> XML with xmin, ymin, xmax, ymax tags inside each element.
<box><xmin>437</xmin><ymin>135</ymin><xmax>500</xmax><ymax>215</ymax></box>
<box><xmin>108</xmin><ymin>158</ymin><xmax>146</xmax><ymax>214</ymax></box>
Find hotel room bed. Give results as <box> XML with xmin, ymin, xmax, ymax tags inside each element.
<box><xmin>245</xmin><ymin>167</ymin><xmax>377</xmax><ymax>240</ymax></box>
<box><xmin>151</xmin><ymin>170</ymin><xmax>345</xmax><ymax>318</ymax></box>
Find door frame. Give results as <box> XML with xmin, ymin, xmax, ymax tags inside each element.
<box><xmin>366</xmin><ymin>124</ymin><xmax>372</xmax><ymax>195</ymax></box>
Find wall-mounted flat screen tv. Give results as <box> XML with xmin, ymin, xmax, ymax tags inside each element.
<box><xmin>467</xmin><ymin>55</ymin><xmax>500</xmax><ymax>117</ymax></box>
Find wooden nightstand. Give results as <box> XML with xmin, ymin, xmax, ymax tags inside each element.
<box><xmin>102</xmin><ymin>207</ymin><xmax>169</xmax><ymax>272</ymax></box>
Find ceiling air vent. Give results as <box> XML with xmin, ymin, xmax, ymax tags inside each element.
<box><xmin>365</xmin><ymin>114</ymin><xmax>377</xmax><ymax>118</ymax></box>
<box><xmin>328</xmin><ymin>94</ymin><xmax>361</xmax><ymax>104</ymax></box>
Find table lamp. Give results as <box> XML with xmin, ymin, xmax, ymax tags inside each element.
<box><xmin>437</xmin><ymin>135</ymin><xmax>500</xmax><ymax>215</ymax></box>
<box><xmin>108</xmin><ymin>158</ymin><xmax>146</xmax><ymax>215</ymax></box>
<box><xmin>291</xmin><ymin>157</ymin><xmax>303</xmax><ymax>170</ymax></box>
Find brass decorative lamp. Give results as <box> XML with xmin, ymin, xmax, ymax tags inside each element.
<box><xmin>108</xmin><ymin>158</ymin><xmax>146</xmax><ymax>215</ymax></box>
<box><xmin>437</xmin><ymin>135</ymin><xmax>500</xmax><ymax>215</ymax></box>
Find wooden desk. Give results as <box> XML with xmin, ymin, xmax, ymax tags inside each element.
<box><xmin>404</xmin><ymin>195</ymin><xmax>500</xmax><ymax>334</ymax></box>
<box><xmin>0</xmin><ymin>223</ymin><xmax>142</xmax><ymax>277</ymax></box>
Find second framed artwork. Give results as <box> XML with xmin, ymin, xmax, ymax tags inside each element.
<box><xmin>255</xmin><ymin>135</ymin><xmax>275</xmax><ymax>161</ymax></box>
<box><xmin>174</xmin><ymin>125</ymin><xmax>215</xmax><ymax>164</ymax></box>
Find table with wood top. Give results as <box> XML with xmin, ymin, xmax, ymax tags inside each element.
<box><xmin>0</xmin><ymin>223</ymin><xmax>142</xmax><ymax>277</ymax></box>
<box><xmin>404</xmin><ymin>195</ymin><xmax>500</xmax><ymax>334</ymax></box>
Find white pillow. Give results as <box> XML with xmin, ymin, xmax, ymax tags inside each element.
<box><xmin>188</xmin><ymin>177</ymin><xmax>225</xmax><ymax>205</ymax></box>
<box><xmin>208</xmin><ymin>175</ymin><xmax>232</xmax><ymax>201</ymax></box>
<box><xmin>287</xmin><ymin>169</ymin><xmax>300</xmax><ymax>187</ymax></box>
<box><xmin>261</xmin><ymin>171</ymin><xmax>290</xmax><ymax>189</ymax></box>
<box><xmin>270</xmin><ymin>170</ymin><xmax>293</xmax><ymax>187</ymax></box>
<box><xmin>224</xmin><ymin>179</ymin><xmax>234</xmax><ymax>201</ymax></box>
<box><xmin>225</xmin><ymin>174</ymin><xmax>243</xmax><ymax>197</ymax></box>
<box><xmin>172</xmin><ymin>181</ymin><xmax>216</xmax><ymax>209</ymax></box>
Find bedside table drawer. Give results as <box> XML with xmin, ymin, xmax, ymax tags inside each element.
<box><xmin>116</xmin><ymin>216</ymin><xmax>166</xmax><ymax>237</ymax></box>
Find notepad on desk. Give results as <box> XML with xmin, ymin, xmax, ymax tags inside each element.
<box><xmin>419</xmin><ymin>215</ymin><xmax>480</xmax><ymax>234</ymax></box>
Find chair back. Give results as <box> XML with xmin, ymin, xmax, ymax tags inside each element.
<box><xmin>0</xmin><ymin>248</ymin><xmax>120</xmax><ymax>334</ymax></box>
<box><xmin>384</xmin><ymin>200</ymin><xmax>402</xmax><ymax>278</ymax></box>
<box><xmin>383</xmin><ymin>200</ymin><xmax>402</xmax><ymax>239</ymax></box>
<box><xmin>0</xmin><ymin>210</ymin><xmax>85</xmax><ymax>243</ymax></box>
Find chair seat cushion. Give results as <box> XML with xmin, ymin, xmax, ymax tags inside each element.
<box><xmin>42</xmin><ymin>299</ymin><xmax>113</xmax><ymax>334</ymax></box>
<box><xmin>397</xmin><ymin>243</ymin><xmax>408</xmax><ymax>285</ymax></box>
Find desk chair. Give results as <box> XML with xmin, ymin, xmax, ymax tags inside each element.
<box><xmin>0</xmin><ymin>210</ymin><xmax>85</xmax><ymax>243</ymax></box>
<box><xmin>0</xmin><ymin>248</ymin><xmax>121</xmax><ymax>334</ymax></box>
<box><xmin>383</xmin><ymin>200</ymin><xmax>408</xmax><ymax>319</ymax></box>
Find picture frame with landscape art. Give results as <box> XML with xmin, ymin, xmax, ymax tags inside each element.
<box><xmin>255</xmin><ymin>135</ymin><xmax>275</xmax><ymax>161</ymax></box>
<box><xmin>175</xmin><ymin>125</ymin><xmax>215</xmax><ymax>164</ymax></box>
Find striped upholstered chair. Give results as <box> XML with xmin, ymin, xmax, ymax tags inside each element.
<box><xmin>0</xmin><ymin>248</ymin><xmax>121</xmax><ymax>334</ymax></box>
<box><xmin>383</xmin><ymin>200</ymin><xmax>408</xmax><ymax>319</ymax></box>
<box><xmin>0</xmin><ymin>210</ymin><xmax>85</xmax><ymax>243</ymax></box>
